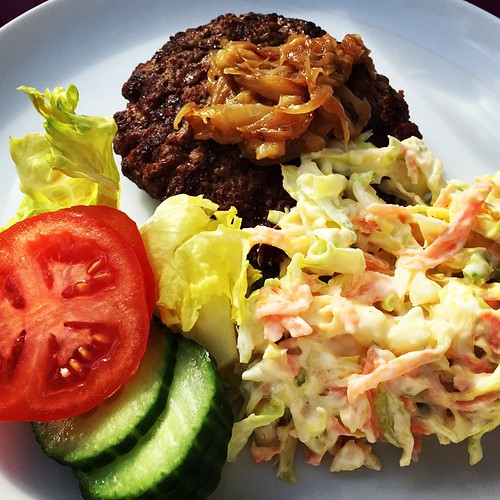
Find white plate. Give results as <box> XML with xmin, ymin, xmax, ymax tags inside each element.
<box><xmin>0</xmin><ymin>0</ymin><xmax>499</xmax><ymax>498</ymax></box>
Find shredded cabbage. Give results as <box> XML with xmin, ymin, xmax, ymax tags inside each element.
<box><xmin>232</xmin><ymin>136</ymin><xmax>499</xmax><ymax>480</ymax></box>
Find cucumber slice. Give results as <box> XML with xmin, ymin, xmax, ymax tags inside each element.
<box><xmin>32</xmin><ymin>320</ymin><xmax>175</xmax><ymax>470</ymax></box>
<box><xmin>160</xmin><ymin>413</ymin><xmax>232</xmax><ymax>500</ymax></box>
<box><xmin>76</xmin><ymin>335</ymin><xmax>234</xmax><ymax>500</ymax></box>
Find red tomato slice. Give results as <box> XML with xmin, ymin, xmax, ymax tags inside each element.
<box><xmin>0</xmin><ymin>210</ymin><xmax>151</xmax><ymax>422</ymax></box>
<box><xmin>62</xmin><ymin>206</ymin><xmax>156</xmax><ymax>316</ymax></box>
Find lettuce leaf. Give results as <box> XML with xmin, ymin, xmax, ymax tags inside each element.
<box><xmin>140</xmin><ymin>194</ymin><xmax>252</xmax><ymax>368</ymax></box>
<box><xmin>4</xmin><ymin>85</ymin><xmax>119</xmax><ymax>229</ymax></box>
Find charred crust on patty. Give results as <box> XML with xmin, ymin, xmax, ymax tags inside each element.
<box><xmin>113</xmin><ymin>12</ymin><xmax>422</xmax><ymax>228</ymax></box>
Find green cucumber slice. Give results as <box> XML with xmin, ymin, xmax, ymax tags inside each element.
<box><xmin>76</xmin><ymin>335</ymin><xmax>233</xmax><ymax>500</ymax></box>
<box><xmin>32</xmin><ymin>320</ymin><xmax>175</xmax><ymax>470</ymax></box>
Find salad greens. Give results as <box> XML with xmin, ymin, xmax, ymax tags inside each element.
<box><xmin>4</xmin><ymin>83</ymin><xmax>499</xmax><ymax>486</ymax></box>
<box><xmin>4</xmin><ymin>85</ymin><xmax>119</xmax><ymax>229</ymax></box>
<box><xmin>140</xmin><ymin>194</ymin><xmax>253</xmax><ymax>368</ymax></box>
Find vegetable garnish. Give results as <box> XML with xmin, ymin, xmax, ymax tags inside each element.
<box><xmin>4</xmin><ymin>85</ymin><xmax>120</xmax><ymax>230</ymax></box>
<box><xmin>64</xmin><ymin>205</ymin><xmax>155</xmax><ymax>317</ymax></box>
<box><xmin>0</xmin><ymin>86</ymin><xmax>154</xmax><ymax>423</ymax></box>
<box><xmin>140</xmin><ymin>194</ymin><xmax>253</xmax><ymax>369</ymax></box>
<box><xmin>0</xmin><ymin>208</ymin><xmax>151</xmax><ymax>422</ymax></box>
<box><xmin>0</xmin><ymin>83</ymin><xmax>234</xmax><ymax>499</ymax></box>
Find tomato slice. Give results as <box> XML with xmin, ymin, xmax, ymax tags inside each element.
<box><xmin>0</xmin><ymin>210</ymin><xmax>151</xmax><ymax>421</ymax></box>
<box><xmin>62</xmin><ymin>206</ymin><xmax>156</xmax><ymax>316</ymax></box>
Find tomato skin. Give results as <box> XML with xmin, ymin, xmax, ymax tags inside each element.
<box><xmin>62</xmin><ymin>206</ymin><xmax>156</xmax><ymax>316</ymax></box>
<box><xmin>0</xmin><ymin>210</ymin><xmax>151</xmax><ymax>422</ymax></box>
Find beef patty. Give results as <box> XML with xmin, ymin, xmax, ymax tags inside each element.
<box><xmin>113</xmin><ymin>12</ymin><xmax>421</xmax><ymax>228</ymax></box>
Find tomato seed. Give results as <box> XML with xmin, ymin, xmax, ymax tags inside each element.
<box><xmin>87</xmin><ymin>258</ymin><xmax>104</xmax><ymax>275</ymax></box>
<box><xmin>77</xmin><ymin>346</ymin><xmax>93</xmax><ymax>361</ymax></box>
<box><xmin>74</xmin><ymin>281</ymin><xmax>91</xmax><ymax>293</ymax></box>
<box><xmin>92</xmin><ymin>333</ymin><xmax>112</xmax><ymax>345</ymax></box>
<box><xmin>69</xmin><ymin>359</ymin><xmax>83</xmax><ymax>373</ymax></box>
<box><xmin>92</xmin><ymin>272</ymin><xmax>112</xmax><ymax>282</ymax></box>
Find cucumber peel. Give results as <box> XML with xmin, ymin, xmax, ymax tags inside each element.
<box><xmin>32</xmin><ymin>320</ymin><xmax>176</xmax><ymax>470</ymax></box>
<box><xmin>33</xmin><ymin>321</ymin><xmax>233</xmax><ymax>499</ymax></box>
<box><xmin>76</xmin><ymin>334</ymin><xmax>233</xmax><ymax>499</ymax></box>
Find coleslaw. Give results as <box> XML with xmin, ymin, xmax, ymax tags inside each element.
<box><xmin>224</xmin><ymin>134</ymin><xmax>499</xmax><ymax>481</ymax></box>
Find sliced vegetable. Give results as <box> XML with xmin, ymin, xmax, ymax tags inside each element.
<box><xmin>75</xmin><ymin>335</ymin><xmax>234</xmax><ymax>500</ymax></box>
<box><xmin>32</xmin><ymin>319</ymin><xmax>174</xmax><ymax>470</ymax></box>
<box><xmin>0</xmin><ymin>209</ymin><xmax>150</xmax><ymax>421</ymax></box>
<box><xmin>63</xmin><ymin>205</ymin><xmax>156</xmax><ymax>316</ymax></box>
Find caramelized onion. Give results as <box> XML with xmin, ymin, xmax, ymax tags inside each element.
<box><xmin>175</xmin><ymin>33</ymin><xmax>376</xmax><ymax>164</ymax></box>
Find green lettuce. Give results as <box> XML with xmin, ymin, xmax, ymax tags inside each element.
<box><xmin>140</xmin><ymin>194</ymin><xmax>252</xmax><ymax>368</ymax></box>
<box><xmin>4</xmin><ymin>85</ymin><xmax>119</xmax><ymax>229</ymax></box>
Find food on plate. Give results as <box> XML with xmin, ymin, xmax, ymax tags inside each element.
<box><xmin>112</xmin><ymin>10</ymin><xmax>497</xmax><ymax>486</ymax></box>
<box><xmin>74</xmin><ymin>332</ymin><xmax>233</xmax><ymax>500</ymax></box>
<box><xmin>0</xmin><ymin>208</ymin><xmax>152</xmax><ymax>422</ymax></box>
<box><xmin>1</xmin><ymin>83</ymin><xmax>233</xmax><ymax>499</ymax></box>
<box><xmin>140</xmin><ymin>194</ymin><xmax>252</xmax><ymax>369</ymax></box>
<box><xmin>32</xmin><ymin>319</ymin><xmax>175</xmax><ymax>470</ymax></box>
<box><xmin>113</xmin><ymin>12</ymin><xmax>421</xmax><ymax>227</ymax></box>
<box><xmin>1</xmin><ymin>2</ymin><xmax>498</xmax><ymax>492</ymax></box>
<box><xmin>5</xmin><ymin>85</ymin><xmax>120</xmax><ymax>230</ymax></box>
<box><xmin>226</xmin><ymin>138</ymin><xmax>498</xmax><ymax>480</ymax></box>
<box><xmin>142</xmin><ymin>135</ymin><xmax>499</xmax><ymax>481</ymax></box>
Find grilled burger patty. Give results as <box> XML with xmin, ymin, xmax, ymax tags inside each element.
<box><xmin>113</xmin><ymin>12</ymin><xmax>421</xmax><ymax>227</ymax></box>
